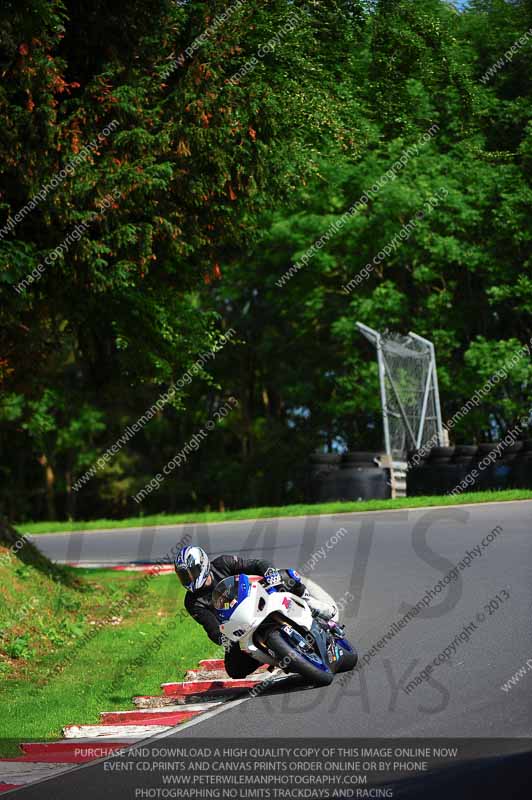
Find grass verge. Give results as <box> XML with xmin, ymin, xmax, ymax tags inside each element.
<box><xmin>17</xmin><ymin>489</ymin><xmax>532</xmax><ymax>535</ymax></box>
<box><xmin>0</xmin><ymin>532</ymin><xmax>221</xmax><ymax>755</ymax></box>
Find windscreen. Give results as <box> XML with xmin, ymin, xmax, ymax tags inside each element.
<box><xmin>212</xmin><ymin>576</ymin><xmax>240</xmax><ymax>611</ymax></box>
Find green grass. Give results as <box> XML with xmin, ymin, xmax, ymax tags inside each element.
<box><xmin>17</xmin><ymin>489</ymin><xmax>532</xmax><ymax>535</ymax></box>
<box><xmin>0</xmin><ymin>557</ymin><xmax>221</xmax><ymax>755</ymax></box>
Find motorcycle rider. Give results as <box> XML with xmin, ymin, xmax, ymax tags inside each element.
<box><xmin>175</xmin><ymin>545</ymin><xmax>336</xmax><ymax>678</ymax></box>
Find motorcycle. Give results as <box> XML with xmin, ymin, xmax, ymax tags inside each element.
<box><xmin>212</xmin><ymin>573</ymin><xmax>357</xmax><ymax>686</ymax></box>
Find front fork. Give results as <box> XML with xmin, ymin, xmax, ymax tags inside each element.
<box><xmin>254</xmin><ymin>613</ymin><xmax>330</xmax><ymax>668</ymax></box>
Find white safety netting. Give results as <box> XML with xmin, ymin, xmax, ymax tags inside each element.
<box><xmin>379</xmin><ymin>333</ymin><xmax>440</xmax><ymax>460</ymax></box>
<box><xmin>357</xmin><ymin>324</ymin><xmax>442</xmax><ymax>462</ymax></box>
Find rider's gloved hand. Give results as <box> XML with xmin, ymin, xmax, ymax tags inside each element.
<box><xmin>263</xmin><ymin>567</ymin><xmax>283</xmax><ymax>587</ymax></box>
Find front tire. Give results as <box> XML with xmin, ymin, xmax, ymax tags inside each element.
<box><xmin>334</xmin><ymin>640</ymin><xmax>358</xmax><ymax>673</ymax></box>
<box><xmin>265</xmin><ymin>629</ymin><xmax>333</xmax><ymax>687</ymax></box>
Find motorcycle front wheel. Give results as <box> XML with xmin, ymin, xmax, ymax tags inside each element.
<box><xmin>265</xmin><ymin>628</ymin><xmax>334</xmax><ymax>687</ymax></box>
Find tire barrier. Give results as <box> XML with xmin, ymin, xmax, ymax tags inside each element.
<box><xmin>335</xmin><ymin>465</ymin><xmax>391</xmax><ymax>501</ymax></box>
<box><xmin>471</xmin><ymin>443</ymin><xmax>511</xmax><ymax>492</ymax></box>
<box><xmin>309</xmin><ymin>453</ymin><xmax>341</xmax><ymax>502</ymax></box>
<box><xmin>407</xmin><ymin>462</ymin><xmax>466</xmax><ymax>496</ymax></box>
<box><xmin>407</xmin><ymin>441</ymin><xmax>532</xmax><ymax>496</ymax></box>
<box><xmin>311</xmin><ymin>440</ymin><xmax>532</xmax><ymax>501</ymax></box>
<box><xmin>452</xmin><ymin>445</ymin><xmax>478</xmax><ymax>464</ymax></box>
<box><xmin>308</xmin><ymin>452</ymin><xmax>391</xmax><ymax>501</ymax></box>
<box><xmin>342</xmin><ymin>451</ymin><xmax>381</xmax><ymax>467</ymax></box>
<box><xmin>509</xmin><ymin>444</ymin><xmax>532</xmax><ymax>490</ymax></box>
<box><xmin>408</xmin><ymin>446</ymin><xmax>459</xmax><ymax>496</ymax></box>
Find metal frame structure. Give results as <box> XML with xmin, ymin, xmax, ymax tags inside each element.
<box><xmin>356</xmin><ymin>322</ymin><xmax>444</xmax><ymax>463</ymax></box>
<box><xmin>409</xmin><ymin>331</ymin><xmax>444</xmax><ymax>448</ymax></box>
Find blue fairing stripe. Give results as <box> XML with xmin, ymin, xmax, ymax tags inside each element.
<box><xmin>337</xmin><ymin>638</ymin><xmax>353</xmax><ymax>652</ymax></box>
<box><xmin>238</xmin><ymin>574</ymin><xmax>251</xmax><ymax>604</ymax></box>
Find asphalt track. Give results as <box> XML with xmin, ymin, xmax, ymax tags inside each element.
<box><xmin>30</xmin><ymin>500</ymin><xmax>532</xmax><ymax>738</ymax></box>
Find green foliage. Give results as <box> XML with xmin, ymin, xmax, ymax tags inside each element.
<box><xmin>13</xmin><ymin>564</ymin><xmax>31</xmax><ymax>580</ymax></box>
<box><xmin>0</xmin><ymin>571</ymin><xmax>220</xmax><ymax>752</ymax></box>
<box><xmin>4</xmin><ymin>634</ymin><xmax>34</xmax><ymax>660</ymax></box>
<box><xmin>52</xmin><ymin>590</ymin><xmax>82</xmax><ymax>613</ymax></box>
<box><xmin>0</xmin><ymin>0</ymin><xmax>531</xmax><ymax>518</ymax></box>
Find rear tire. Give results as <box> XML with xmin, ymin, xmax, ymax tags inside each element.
<box><xmin>265</xmin><ymin>629</ymin><xmax>333</xmax><ymax>687</ymax></box>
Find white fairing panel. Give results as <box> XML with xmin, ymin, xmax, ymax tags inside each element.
<box><xmin>219</xmin><ymin>579</ymin><xmax>313</xmax><ymax>657</ymax></box>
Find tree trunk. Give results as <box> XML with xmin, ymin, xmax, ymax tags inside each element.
<box><xmin>38</xmin><ymin>454</ymin><xmax>56</xmax><ymax>520</ymax></box>
<box><xmin>65</xmin><ymin>465</ymin><xmax>76</xmax><ymax>521</ymax></box>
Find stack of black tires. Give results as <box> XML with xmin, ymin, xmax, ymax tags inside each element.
<box><xmin>308</xmin><ymin>453</ymin><xmax>342</xmax><ymax>503</ymax></box>
<box><xmin>407</xmin><ymin>440</ymin><xmax>532</xmax><ymax>496</ymax></box>
<box><xmin>309</xmin><ymin>451</ymin><xmax>391</xmax><ymax>502</ymax></box>
<box><xmin>508</xmin><ymin>441</ymin><xmax>532</xmax><ymax>489</ymax></box>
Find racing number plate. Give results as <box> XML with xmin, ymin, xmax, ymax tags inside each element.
<box><xmin>282</xmin><ymin>624</ymin><xmax>294</xmax><ymax>636</ymax></box>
